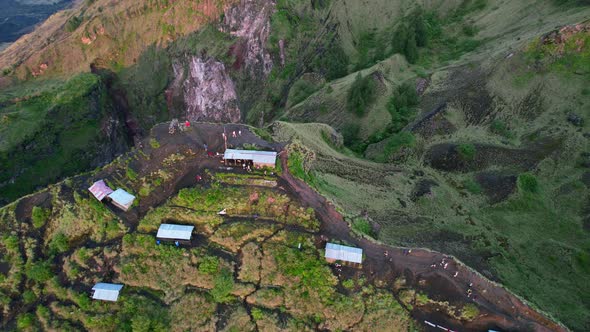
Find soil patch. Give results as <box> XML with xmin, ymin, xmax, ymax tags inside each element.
<box><xmin>14</xmin><ymin>190</ymin><xmax>52</xmax><ymax>223</ymax></box>
<box><xmin>424</xmin><ymin>140</ymin><xmax>559</xmax><ymax>173</ymax></box>
<box><xmin>410</xmin><ymin>179</ymin><xmax>438</xmax><ymax>202</ymax></box>
<box><xmin>475</xmin><ymin>171</ymin><xmax>517</xmax><ymax>204</ymax></box>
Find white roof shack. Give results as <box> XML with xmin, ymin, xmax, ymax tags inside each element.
<box><xmin>108</xmin><ymin>189</ymin><xmax>135</xmax><ymax>211</ymax></box>
<box><xmin>156</xmin><ymin>224</ymin><xmax>194</xmax><ymax>241</ymax></box>
<box><xmin>88</xmin><ymin>180</ymin><xmax>114</xmax><ymax>201</ymax></box>
<box><xmin>325</xmin><ymin>243</ymin><xmax>363</xmax><ymax>264</ymax></box>
<box><xmin>224</xmin><ymin>149</ymin><xmax>277</xmax><ymax>166</ymax></box>
<box><xmin>92</xmin><ymin>283</ymin><xmax>123</xmax><ymax>302</ymax></box>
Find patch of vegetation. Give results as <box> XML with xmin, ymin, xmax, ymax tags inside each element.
<box><xmin>49</xmin><ymin>233</ymin><xmax>70</xmax><ymax>255</ymax></box>
<box><xmin>149</xmin><ymin>138</ymin><xmax>160</xmax><ymax>149</ymax></box>
<box><xmin>457</xmin><ymin>144</ymin><xmax>476</xmax><ymax>160</ymax></box>
<box><xmin>199</xmin><ymin>255</ymin><xmax>220</xmax><ymax>275</ymax></box>
<box><xmin>210</xmin><ymin>267</ymin><xmax>235</xmax><ymax>303</ymax></box>
<box><xmin>517</xmin><ymin>173</ymin><xmax>538</xmax><ymax>193</ymax></box>
<box><xmin>65</xmin><ymin>15</ymin><xmax>83</xmax><ymax>32</ymax></box>
<box><xmin>377</xmin><ymin>132</ymin><xmax>415</xmax><ymax>162</ymax></box>
<box><xmin>347</xmin><ymin>73</ymin><xmax>377</xmax><ymax>117</ymax></box>
<box><xmin>352</xmin><ymin>217</ymin><xmax>374</xmax><ymax>237</ymax></box>
<box><xmin>126</xmin><ymin>167</ymin><xmax>138</xmax><ymax>181</ymax></box>
<box><xmin>288</xmin><ymin>78</ymin><xmax>323</xmax><ymax>106</ymax></box>
<box><xmin>463</xmin><ymin>178</ymin><xmax>482</xmax><ymax>194</ymax></box>
<box><xmin>388</xmin><ymin>83</ymin><xmax>419</xmax><ymax>132</ymax></box>
<box><xmin>26</xmin><ymin>261</ymin><xmax>53</xmax><ymax>283</ymax></box>
<box><xmin>490</xmin><ymin>119</ymin><xmax>512</xmax><ymax>138</ymax></box>
<box><xmin>32</xmin><ymin>206</ymin><xmax>50</xmax><ymax>229</ymax></box>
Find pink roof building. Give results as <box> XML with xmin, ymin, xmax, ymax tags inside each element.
<box><xmin>88</xmin><ymin>180</ymin><xmax>114</xmax><ymax>201</ymax></box>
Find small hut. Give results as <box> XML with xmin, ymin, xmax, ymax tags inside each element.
<box><xmin>92</xmin><ymin>283</ymin><xmax>123</xmax><ymax>302</ymax></box>
<box><xmin>88</xmin><ymin>180</ymin><xmax>114</xmax><ymax>201</ymax></box>
<box><xmin>223</xmin><ymin>149</ymin><xmax>277</xmax><ymax>168</ymax></box>
<box><xmin>108</xmin><ymin>189</ymin><xmax>135</xmax><ymax>211</ymax></box>
<box><xmin>156</xmin><ymin>224</ymin><xmax>194</xmax><ymax>241</ymax></box>
<box><xmin>324</xmin><ymin>243</ymin><xmax>363</xmax><ymax>264</ymax></box>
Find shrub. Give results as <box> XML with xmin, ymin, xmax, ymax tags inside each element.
<box><xmin>313</xmin><ymin>42</ymin><xmax>349</xmax><ymax>80</ymax></box>
<box><xmin>3</xmin><ymin>235</ymin><xmax>19</xmax><ymax>252</ymax></box>
<box><xmin>461</xmin><ymin>303</ymin><xmax>480</xmax><ymax>320</ymax></box>
<box><xmin>126</xmin><ymin>167</ymin><xmax>138</xmax><ymax>181</ymax></box>
<box><xmin>23</xmin><ymin>290</ymin><xmax>36</xmax><ymax>304</ymax></box>
<box><xmin>457</xmin><ymin>144</ymin><xmax>476</xmax><ymax>160</ymax></box>
<box><xmin>251</xmin><ymin>307</ymin><xmax>264</xmax><ymax>321</ymax></box>
<box><xmin>149</xmin><ymin>138</ymin><xmax>160</xmax><ymax>149</ymax></box>
<box><xmin>49</xmin><ymin>233</ymin><xmax>69</xmax><ymax>255</ymax></box>
<box><xmin>518</xmin><ymin>173</ymin><xmax>539</xmax><ymax>193</ymax></box>
<box><xmin>405</xmin><ymin>29</ymin><xmax>419</xmax><ymax>64</ymax></box>
<box><xmin>347</xmin><ymin>73</ymin><xmax>377</xmax><ymax>117</ymax></box>
<box><xmin>342</xmin><ymin>279</ymin><xmax>355</xmax><ymax>289</ymax></box>
<box><xmin>490</xmin><ymin>120</ymin><xmax>511</xmax><ymax>138</ymax></box>
<box><xmin>32</xmin><ymin>206</ymin><xmax>50</xmax><ymax>229</ymax></box>
<box><xmin>198</xmin><ymin>256</ymin><xmax>219</xmax><ymax>275</ymax></box>
<box><xmin>17</xmin><ymin>313</ymin><xmax>35</xmax><ymax>329</ymax></box>
<box><xmin>352</xmin><ymin>218</ymin><xmax>373</xmax><ymax>237</ymax></box>
<box><xmin>341</xmin><ymin>123</ymin><xmax>360</xmax><ymax>147</ymax></box>
<box><xmin>463</xmin><ymin>178</ymin><xmax>482</xmax><ymax>194</ymax></box>
<box><xmin>388</xmin><ymin>83</ymin><xmax>419</xmax><ymax>132</ymax></box>
<box><xmin>26</xmin><ymin>261</ymin><xmax>53</xmax><ymax>283</ymax></box>
<box><xmin>66</xmin><ymin>16</ymin><xmax>83</xmax><ymax>32</ymax></box>
<box><xmin>381</xmin><ymin>132</ymin><xmax>415</xmax><ymax>161</ymax></box>
<box><xmin>289</xmin><ymin>79</ymin><xmax>321</xmax><ymax>106</ymax></box>
<box><xmin>210</xmin><ymin>268</ymin><xmax>234</xmax><ymax>303</ymax></box>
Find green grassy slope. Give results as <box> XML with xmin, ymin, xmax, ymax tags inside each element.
<box><xmin>0</xmin><ymin>74</ymin><xmax>129</xmax><ymax>204</ymax></box>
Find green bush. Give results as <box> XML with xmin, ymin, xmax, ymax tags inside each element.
<box><xmin>388</xmin><ymin>83</ymin><xmax>419</xmax><ymax>132</ymax></box>
<box><xmin>463</xmin><ymin>178</ymin><xmax>482</xmax><ymax>194</ymax></box>
<box><xmin>490</xmin><ymin>120</ymin><xmax>511</xmax><ymax>138</ymax></box>
<box><xmin>23</xmin><ymin>290</ymin><xmax>36</xmax><ymax>304</ymax></box>
<box><xmin>126</xmin><ymin>167</ymin><xmax>138</xmax><ymax>181</ymax></box>
<box><xmin>26</xmin><ymin>261</ymin><xmax>53</xmax><ymax>283</ymax></box>
<box><xmin>49</xmin><ymin>233</ymin><xmax>69</xmax><ymax>255</ymax></box>
<box><xmin>518</xmin><ymin>173</ymin><xmax>539</xmax><ymax>193</ymax></box>
<box><xmin>341</xmin><ymin>123</ymin><xmax>360</xmax><ymax>147</ymax></box>
<box><xmin>380</xmin><ymin>132</ymin><xmax>415</xmax><ymax>161</ymax></box>
<box><xmin>149</xmin><ymin>138</ymin><xmax>160</xmax><ymax>149</ymax></box>
<box><xmin>342</xmin><ymin>279</ymin><xmax>355</xmax><ymax>289</ymax></box>
<box><xmin>17</xmin><ymin>313</ymin><xmax>35</xmax><ymax>329</ymax></box>
<box><xmin>32</xmin><ymin>206</ymin><xmax>50</xmax><ymax>229</ymax></box>
<box><xmin>347</xmin><ymin>73</ymin><xmax>377</xmax><ymax>117</ymax></box>
<box><xmin>352</xmin><ymin>218</ymin><xmax>373</xmax><ymax>237</ymax></box>
<box><xmin>251</xmin><ymin>307</ymin><xmax>264</xmax><ymax>321</ymax></box>
<box><xmin>66</xmin><ymin>16</ymin><xmax>83</xmax><ymax>32</ymax></box>
<box><xmin>210</xmin><ymin>268</ymin><xmax>234</xmax><ymax>303</ymax></box>
<box><xmin>289</xmin><ymin>79</ymin><xmax>321</xmax><ymax>106</ymax></box>
<box><xmin>457</xmin><ymin>144</ymin><xmax>476</xmax><ymax>160</ymax></box>
<box><xmin>198</xmin><ymin>256</ymin><xmax>219</xmax><ymax>275</ymax></box>
<box><xmin>3</xmin><ymin>235</ymin><xmax>19</xmax><ymax>252</ymax></box>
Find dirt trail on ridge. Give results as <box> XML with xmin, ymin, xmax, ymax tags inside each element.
<box><xmin>278</xmin><ymin>153</ymin><xmax>565</xmax><ymax>332</ymax></box>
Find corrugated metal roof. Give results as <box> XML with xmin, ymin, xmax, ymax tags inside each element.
<box><xmin>88</xmin><ymin>180</ymin><xmax>114</xmax><ymax>201</ymax></box>
<box><xmin>92</xmin><ymin>283</ymin><xmax>123</xmax><ymax>301</ymax></box>
<box><xmin>156</xmin><ymin>223</ymin><xmax>195</xmax><ymax>240</ymax></box>
<box><xmin>224</xmin><ymin>149</ymin><xmax>277</xmax><ymax>164</ymax></box>
<box><xmin>325</xmin><ymin>243</ymin><xmax>363</xmax><ymax>263</ymax></box>
<box><xmin>108</xmin><ymin>189</ymin><xmax>135</xmax><ymax>208</ymax></box>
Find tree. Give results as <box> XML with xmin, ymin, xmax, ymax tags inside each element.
<box><xmin>347</xmin><ymin>73</ymin><xmax>377</xmax><ymax>117</ymax></box>
<box><xmin>404</xmin><ymin>29</ymin><xmax>419</xmax><ymax>64</ymax></box>
<box><xmin>392</xmin><ymin>24</ymin><xmax>409</xmax><ymax>54</ymax></box>
<box><xmin>412</xmin><ymin>11</ymin><xmax>429</xmax><ymax>47</ymax></box>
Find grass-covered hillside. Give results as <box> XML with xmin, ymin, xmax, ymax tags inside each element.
<box><xmin>0</xmin><ymin>73</ymin><xmax>129</xmax><ymax>204</ymax></box>
<box><xmin>270</xmin><ymin>17</ymin><xmax>590</xmax><ymax>329</ymax></box>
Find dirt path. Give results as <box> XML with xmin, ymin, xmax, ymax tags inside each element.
<box><xmin>278</xmin><ymin>153</ymin><xmax>565</xmax><ymax>332</ymax></box>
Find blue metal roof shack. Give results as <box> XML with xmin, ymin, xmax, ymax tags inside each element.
<box><xmin>92</xmin><ymin>283</ymin><xmax>124</xmax><ymax>302</ymax></box>
<box><xmin>223</xmin><ymin>149</ymin><xmax>277</xmax><ymax>166</ymax></box>
<box><xmin>324</xmin><ymin>243</ymin><xmax>363</xmax><ymax>264</ymax></box>
<box><xmin>156</xmin><ymin>224</ymin><xmax>195</xmax><ymax>240</ymax></box>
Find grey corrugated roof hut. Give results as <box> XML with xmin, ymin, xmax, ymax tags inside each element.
<box><xmin>324</xmin><ymin>243</ymin><xmax>363</xmax><ymax>264</ymax></box>
<box><xmin>92</xmin><ymin>283</ymin><xmax>123</xmax><ymax>301</ymax></box>
<box><xmin>223</xmin><ymin>149</ymin><xmax>277</xmax><ymax>168</ymax></box>
<box><xmin>156</xmin><ymin>224</ymin><xmax>194</xmax><ymax>241</ymax></box>
<box><xmin>107</xmin><ymin>188</ymin><xmax>135</xmax><ymax>211</ymax></box>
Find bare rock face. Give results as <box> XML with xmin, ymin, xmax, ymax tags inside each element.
<box><xmin>170</xmin><ymin>57</ymin><xmax>241</xmax><ymax>123</ymax></box>
<box><xmin>222</xmin><ymin>0</ymin><xmax>274</xmax><ymax>76</ymax></box>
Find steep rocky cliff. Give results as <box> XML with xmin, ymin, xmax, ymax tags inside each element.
<box><xmin>222</xmin><ymin>0</ymin><xmax>275</xmax><ymax>76</ymax></box>
<box><xmin>170</xmin><ymin>57</ymin><xmax>241</xmax><ymax>123</ymax></box>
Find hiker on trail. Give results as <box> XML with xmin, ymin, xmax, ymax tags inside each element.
<box><xmin>185</xmin><ymin>120</ymin><xmax>190</xmax><ymax>128</ymax></box>
<box><xmin>175</xmin><ymin>241</ymin><xmax>179</xmax><ymax>247</ymax></box>
<box><xmin>204</xmin><ymin>143</ymin><xmax>208</xmax><ymax>151</ymax></box>
<box><xmin>238</xmin><ymin>130</ymin><xmax>242</xmax><ymax>136</ymax></box>
<box><xmin>196</xmin><ymin>175</ymin><xmax>202</xmax><ymax>181</ymax></box>
<box><xmin>453</xmin><ymin>271</ymin><xmax>458</xmax><ymax>278</ymax></box>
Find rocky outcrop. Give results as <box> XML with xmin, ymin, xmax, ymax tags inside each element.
<box><xmin>169</xmin><ymin>57</ymin><xmax>241</xmax><ymax>123</ymax></box>
<box><xmin>222</xmin><ymin>0</ymin><xmax>274</xmax><ymax>76</ymax></box>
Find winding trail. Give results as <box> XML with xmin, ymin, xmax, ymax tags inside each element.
<box><xmin>278</xmin><ymin>153</ymin><xmax>565</xmax><ymax>332</ymax></box>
